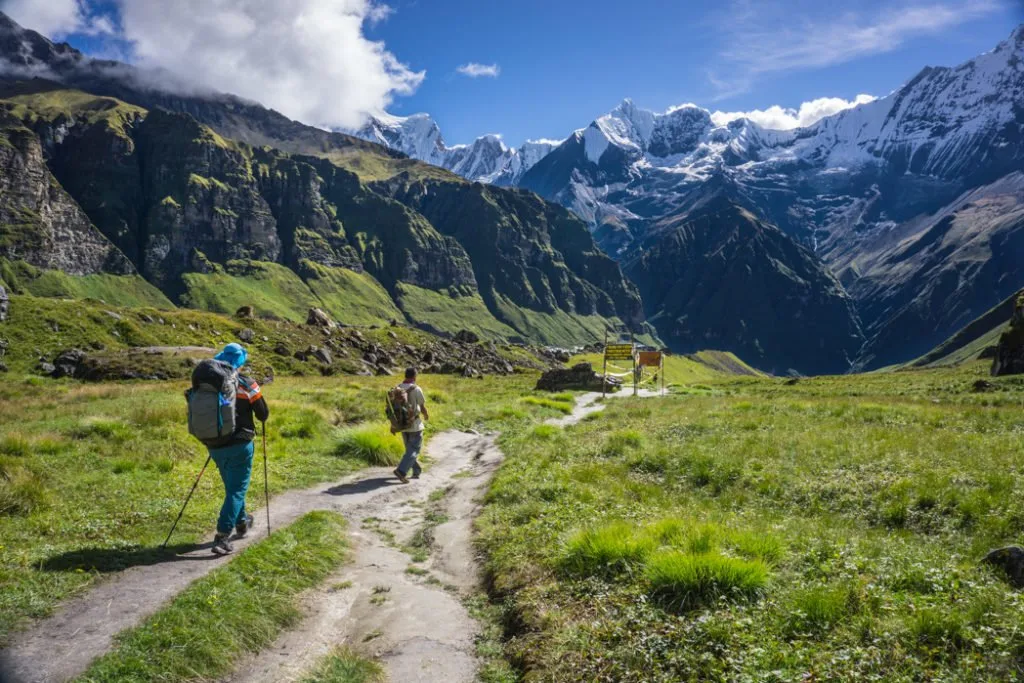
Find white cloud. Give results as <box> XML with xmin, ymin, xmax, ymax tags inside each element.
<box><xmin>6</xmin><ymin>0</ymin><xmax>423</xmax><ymax>130</ymax></box>
<box><xmin>112</xmin><ymin>0</ymin><xmax>423</xmax><ymax>129</ymax></box>
<box><xmin>2</xmin><ymin>0</ymin><xmax>84</xmax><ymax>37</ymax></box>
<box><xmin>712</xmin><ymin>94</ymin><xmax>877</xmax><ymax>130</ymax></box>
<box><xmin>710</xmin><ymin>0</ymin><xmax>1002</xmax><ymax>98</ymax></box>
<box><xmin>456</xmin><ymin>62</ymin><xmax>501</xmax><ymax>78</ymax></box>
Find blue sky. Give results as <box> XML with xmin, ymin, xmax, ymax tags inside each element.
<box><xmin>11</xmin><ymin>0</ymin><xmax>1024</xmax><ymax>145</ymax></box>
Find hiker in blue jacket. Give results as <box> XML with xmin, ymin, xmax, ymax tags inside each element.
<box><xmin>208</xmin><ymin>343</ymin><xmax>269</xmax><ymax>555</ymax></box>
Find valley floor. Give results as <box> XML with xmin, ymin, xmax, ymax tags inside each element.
<box><xmin>1</xmin><ymin>362</ymin><xmax>1023</xmax><ymax>682</ymax></box>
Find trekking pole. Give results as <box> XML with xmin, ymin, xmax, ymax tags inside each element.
<box><xmin>262</xmin><ymin>421</ymin><xmax>271</xmax><ymax>536</ymax></box>
<box><xmin>161</xmin><ymin>454</ymin><xmax>212</xmax><ymax>549</ymax></box>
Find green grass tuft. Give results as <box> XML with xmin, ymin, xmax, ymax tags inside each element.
<box><xmin>561</xmin><ymin>522</ymin><xmax>655</xmax><ymax>578</ymax></box>
<box><xmin>520</xmin><ymin>396</ymin><xmax>573</xmax><ymax>414</ymax></box>
<box><xmin>644</xmin><ymin>551</ymin><xmax>769</xmax><ymax>611</ymax></box>
<box><xmin>335</xmin><ymin>424</ymin><xmax>405</xmax><ymax>467</ymax></box>
<box><xmin>301</xmin><ymin>647</ymin><xmax>384</xmax><ymax>683</ymax></box>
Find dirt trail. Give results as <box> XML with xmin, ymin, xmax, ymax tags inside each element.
<box><xmin>1</xmin><ymin>390</ymin><xmax>643</xmax><ymax>683</ymax></box>
<box><xmin>0</xmin><ymin>430</ymin><xmax>491</xmax><ymax>683</ymax></box>
<box><xmin>225</xmin><ymin>434</ymin><xmax>503</xmax><ymax>683</ymax></box>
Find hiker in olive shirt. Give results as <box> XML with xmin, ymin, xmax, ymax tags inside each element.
<box><xmin>393</xmin><ymin>367</ymin><xmax>429</xmax><ymax>484</ymax></box>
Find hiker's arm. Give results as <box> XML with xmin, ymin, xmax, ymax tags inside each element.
<box><xmin>253</xmin><ymin>396</ymin><xmax>269</xmax><ymax>423</ymax></box>
<box><xmin>420</xmin><ymin>399</ymin><xmax>429</xmax><ymax>422</ymax></box>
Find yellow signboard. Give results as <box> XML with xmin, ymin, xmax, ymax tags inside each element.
<box><xmin>605</xmin><ymin>344</ymin><xmax>635</xmax><ymax>361</ymax></box>
<box><xmin>637</xmin><ymin>351</ymin><xmax>663</xmax><ymax>368</ymax></box>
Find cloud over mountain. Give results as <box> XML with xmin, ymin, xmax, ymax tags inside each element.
<box><xmin>2</xmin><ymin>0</ymin><xmax>423</xmax><ymax>129</ymax></box>
<box><xmin>712</xmin><ymin>94</ymin><xmax>877</xmax><ymax>130</ymax></box>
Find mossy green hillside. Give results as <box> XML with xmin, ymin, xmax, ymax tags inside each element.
<box><xmin>180</xmin><ymin>260</ymin><xmax>320</xmax><ymax>323</ymax></box>
<box><xmin>0</xmin><ymin>259</ymin><xmax>172</xmax><ymax>309</ymax></box>
<box><xmin>300</xmin><ymin>262</ymin><xmax>403</xmax><ymax>326</ymax></box>
<box><xmin>394</xmin><ymin>283</ymin><xmax>517</xmax><ymax>340</ymax></box>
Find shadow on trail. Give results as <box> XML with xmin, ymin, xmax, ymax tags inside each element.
<box><xmin>324</xmin><ymin>476</ymin><xmax>397</xmax><ymax>497</ymax></box>
<box><xmin>40</xmin><ymin>543</ymin><xmax>216</xmax><ymax>573</ymax></box>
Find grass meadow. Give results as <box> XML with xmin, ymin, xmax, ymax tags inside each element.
<box><xmin>477</xmin><ymin>362</ymin><xmax>1024</xmax><ymax>681</ymax></box>
<box><xmin>0</xmin><ymin>371</ymin><xmax>566</xmax><ymax>644</ymax></box>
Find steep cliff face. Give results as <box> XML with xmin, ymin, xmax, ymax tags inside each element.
<box><xmin>135</xmin><ymin>111</ymin><xmax>281</xmax><ymax>292</ymax></box>
<box><xmin>0</xmin><ymin>111</ymin><xmax>132</xmax><ymax>276</ymax></box>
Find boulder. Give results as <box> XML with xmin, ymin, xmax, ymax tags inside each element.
<box><xmin>38</xmin><ymin>361</ymin><xmax>56</xmax><ymax>376</ymax></box>
<box><xmin>274</xmin><ymin>343</ymin><xmax>290</xmax><ymax>356</ymax></box>
<box><xmin>992</xmin><ymin>294</ymin><xmax>1024</xmax><ymax>376</ymax></box>
<box><xmin>306</xmin><ymin>307</ymin><xmax>336</xmax><ymax>329</ymax></box>
<box><xmin>0</xmin><ymin>284</ymin><xmax>7</xmax><ymax>322</ymax></box>
<box><xmin>535</xmin><ymin>362</ymin><xmax>621</xmax><ymax>392</ymax></box>
<box><xmin>982</xmin><ymin>546</ymin><xmax>1024</xmax><ymax>588</ymax></box>
<box><xmin>237</xmin><ymin>328</ymin><xmax>255</xmax><ymax>343</ymax></box>
<box><xmin>311</xmin><ymin>346</ymin><xmax>333</xmax><ymax>365</ymax></box>
<box><xmin>0</xmin><ymin>361</ymin><xmax>7</xmax><ymax>373</ymax></box>
<box><xmin>52</xmin><ymin>349</ymin><xmax>87</xmax><ymax>378</ymax></box>
<box><xmin>236</xmin><ymin>305</ymin><xmax>255</xmax><ymax>319</ymax></box>
<box><xmin>454</xmin><ymin>329</ymin><xmax>480</xmax><ymax>345</ymax></box>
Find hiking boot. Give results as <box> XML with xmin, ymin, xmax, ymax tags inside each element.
<box><xmin>235</xmin><ymin>514</ymin><xmax>254</xmax><ymax>538</ymax></box>
<box><xmin>411</xmin><ymin>469</ymin><xmax>421</xmax><ymax>479</ymax></box>
<box><xmin>211</xmin><ymin>533</ymin><xmax>234</xmax><ymax>556</ymax></box>
<box><xmin>393</xmin><ymin>468</ymin><xmax>409</xmax><ymax>484</ymax></box>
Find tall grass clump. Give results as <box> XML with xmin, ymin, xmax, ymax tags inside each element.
<box><xmin>301</xmin><ymin>647</ymin><xmax>384</xmax><ymax>683</ymax></box>
<box><xmin>521</xmin><ymin>396</ymin><xmax>573</xmax><ymax>414</ymax></box>
<box><xmin>561</xmin><ymin>522</ymin><xmax>655</xmax><ymax>578</ymax></box>
<box><xmin>645</xmin><ymin>551</ymin><xmax>769</xmax><ymax>611</ymax></box>
<box><xmin>784</xmin><ymin>584</ymin><xmax>858</xmax><ymax>636</ymax></box>
<box><xmin>335</xmin><ymin>424</ymin><xmax>404</xmax><ymax>467</ymax></box>
<box><xmin>604</xmin><ymin>429</ymin><xmax>644</xmax><ymax>456</ymax></box>
<box><xmin>0</xmin><ymin>434</ymin><xmax>31</xmax><ymax>457</ymax></box>
<box><xmin>0</xmin><ymin>458</ymin><xmax>48</xmax><ymax>516</ymax></box>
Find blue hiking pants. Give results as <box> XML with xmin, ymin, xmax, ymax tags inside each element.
<box><xmin>397</xmin><ymin>431</ymin><xmax>423</xmax><ymax>477</ymax></box>
<box><xmin>210</xmin><ymin>440</ymin><xmax>254</xmax><ymax>535</ymax></box>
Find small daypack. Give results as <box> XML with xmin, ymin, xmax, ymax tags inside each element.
<box><xmin>187</xmin><ymin>359</ymin><xmax>240</xmax><ymax>448</ymax></box>
<box><xmin>385</xmin><ymin>384</ymin><xmax>417</xmax><ymax>433</ymax></box>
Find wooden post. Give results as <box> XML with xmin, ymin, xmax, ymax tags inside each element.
<box><xmin>661</xmin><ymin>355</ymin><xmax>666</xmax><ymax>395</ymax></box>
<box><xmin>602</xmin><ymin>329</ymin><xmax>608</xmax><ymax>399</ymax></box>
<box><xmin>631</xmin><ymin>332</ymin><xmax>637</xmax><ymax>397</ymax></box>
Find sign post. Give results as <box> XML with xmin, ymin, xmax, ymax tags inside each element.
<box><xmin>602</xmin><ymin>329</ymin><xmax>608</xmax><ymax>399</ymax></box>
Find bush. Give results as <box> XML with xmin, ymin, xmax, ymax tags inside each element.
<box><xmin>336</xmin><ymin>424</ymin><xmax>404</xmax><ymax>467</ymax></box>
<box><xmin>645</xmin><ymin>551</ymin><xmax>769</xmax><ymax>610</ymax></box>
<box><xmin>561</xmin><ymin>522</ymin><xmax>654</xmax><ymax>578</ymax></box>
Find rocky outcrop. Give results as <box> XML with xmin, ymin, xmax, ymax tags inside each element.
<box><xmin>0</xmin><ymin>283</ymin><xmax>8</xmax><ymax>321</ymax></box>
<box><xmin>992</xmin><ymin>294</ymin><xmax>1024</xmax><ymax>376</ymax></box>
<box><xmin>536</xmin><ymin>362</ymin><xmax>620</xmax><ymax>392</ymax></box>
<box><xmin>0</xmin><ymin>112</ymin><xmax>133</xmax><ymax>276</ymax></box>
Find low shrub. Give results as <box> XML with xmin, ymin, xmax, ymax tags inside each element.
<box><xmin>0</xmin><ymin>458</ymin><xmax>48</xmax><ymax>516</ymax></box>
<box><xmin>0</xmin><ymin>434</ymin><xmax>31</xmax><ymax>457</ymax></box>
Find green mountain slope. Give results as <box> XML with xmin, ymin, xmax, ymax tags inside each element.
<box><xmin>0</xmin><ymin>83</ymin><xmax>645</xmax><ymax>345</ymax></box>
<box><xmin>905</xmin><ymin>289</ymin><xmax>1022</xmax><ymax>368</ymax></box>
